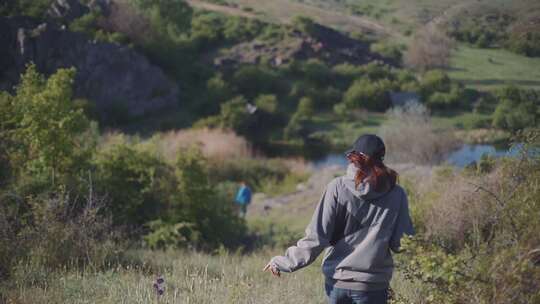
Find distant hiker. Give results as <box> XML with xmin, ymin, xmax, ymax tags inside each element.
<box><xmin>235</xmin><ymin>181</ymin><xmax>252</xmax><ymax>217</ymax></box>
<box><xmin>264</xmin><ymin>134</ymin><xmax>415</xmax><ymax>304</ymax></box>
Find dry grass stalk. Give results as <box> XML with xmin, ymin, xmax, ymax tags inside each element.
<box><xmin>404</xmin><ymin>25</ymin><xmax>455</xmax><ymax>71</ymax></box>
<box><xmin>152</xmin><ymin>128</ymin><xmax>253</xmax><ymax>162</ymax></box>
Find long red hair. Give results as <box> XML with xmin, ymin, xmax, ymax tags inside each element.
<box><xmin>347</xmin><ymin>151</ymin><xmax>398</xmax><ymax>192</ymax></box>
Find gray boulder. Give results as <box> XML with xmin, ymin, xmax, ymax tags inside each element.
<box><xmin>0</xmin><ymin>16</ymin><xmax>179</xmax><ymax>120</ymax></box>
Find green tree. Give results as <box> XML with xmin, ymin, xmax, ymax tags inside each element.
<box><xmin>296</xmin><ymin>96</ymin><xmax>315</xmax><ymax>118</ymax></box>
<box><xmin>255</xmin><ymin>94</ymin><xmax>279</xmax><ymax>114</ymax></box>
<box><xmin>93</xmin><ymin>142</ymin><xmax>169</xmax><ymax>226</ymax></box>
<box><xmin>292</xmin><ymin>15</ymin><xmax>318</xmax><ymax>36</ymax></box>
<box><xmin>343</xmin><ymin>78</ymin><xmax>393</xmax><ymax>111</ymax></box>
<box><xmin>492</xmin><ymin>86</ymin><xmax>539</xmax><ymax>131</ymax></box>
<box><xmin>219</xmin><ymin>96</ymin><xmax>250</xmax><ymax>131</ymax></box>
<box><xmin>8</xmin><ymin>64</ymin><xmax>89</xmax><ymax>182</ymax></box>
<box><xmin>145</xmin><ymin>148</ymin><xmax>245</xmax><ymax>249</ymax></box>
<box><xmin>134</xmin><ymin>0</ymin><xmax>193</xmax><ymax>39</ymax></box>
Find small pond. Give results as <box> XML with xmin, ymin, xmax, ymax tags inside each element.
<box><xmin>310</xmin><ymin>143</ymin><xmax>522</xmax><ymax>169</ymax></box>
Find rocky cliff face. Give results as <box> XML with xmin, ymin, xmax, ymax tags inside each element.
<box><xmin>0</xmin><ymin>10</ymin><xmax>179</xmax><ymax>120</ymax></box>
<box><xmin>214</xmin><ymin>24</ymin><xmax>392</xmax><ymax>68</ymax></box>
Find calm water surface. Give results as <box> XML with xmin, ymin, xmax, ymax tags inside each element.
<box><xmin>311</xmin><ymin>144</ymin><xmax>521</xmax><ymax>168</ymax></box>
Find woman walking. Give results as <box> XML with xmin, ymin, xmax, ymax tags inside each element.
<box><xmin>264</xmin><ymin>134</ymin><xmax>414</xmax><ymax>304</ymax></box>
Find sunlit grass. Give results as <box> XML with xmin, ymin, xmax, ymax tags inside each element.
<box><xmin>448</xmin><ymin>45</ymin><xmax>540</xmax><ymax>91</ymax></box>
<box><xmin>2</xmin><ymin>250</ymin><xmax>326</xmax><ymax>304</ymax></box>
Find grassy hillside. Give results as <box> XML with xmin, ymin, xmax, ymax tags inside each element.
<box><xmin>449</xmin><ymin>45</ymin><xmax>540</xmax><ymax>90</ymax></box>
<box><xmin>192</xmin><ymin>0</ymin><xmax>540</xmax><ymax>91</ymax></box>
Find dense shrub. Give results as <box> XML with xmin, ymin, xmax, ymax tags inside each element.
<box><xmin>93</xmin><ymin>140</ymin><xmax>170</xmax><ymax>227</ymax></box>
<box><xmin>370</xmin><ymin>41</ymin><xmax>404</xmax><ymax>63</ymax></box>
<box><xmin>343</xmin><ymin>78</ymin><xmax>393</xmax><ymax>111</ymax></box>
<box><xmin>255</xmin><ymin>94</ymin><xmax>279</xmax><ymax>114</ymax></box>
<box><xmin>380</xmin><ymin>102</ymin><xmax>459</xmax><ymax>164</ymax></box>
<box><xmin>0</xmin><ymin>0</ymin><xmax>53</xmax><ymax>18</ymax></box>
<box><xmin>405</xmin><ymin>26</ymin><xmax>454</xmax><ymax>71</ymax></box>
<box><xmin>492</xmin><ymin>86</ymin><xmax>540</xmax><ymax>131</ymax></box>
<box><xmin>232</xmin><ymin>66</ymin><xmax>280</xmax><ymax>99</ymax></box>
<box><xmin>397</xmin><ymin>132</ymin><xmax>540</xmax><ymax>303</ymax></box>
<box><xmin>291</xmin><ymin>15</ymin><xmax>318</xmax><ymax>36</ymax></box>
<box><xmin>0</xmin><ymin>189</ymin><xmax>118</xmax><ymax>279</ymax></box>
<box><xmin>420</xmin><ymin>70</ymin><xmax>468</xmax><ymax>110</ymax></box>
<box><xmin>223</xmin><ymin>16</ymin><xmax>263</xmax><ymax>42</ymax></box>
<box><xmin>1</xmin><ymin>65</ymin><xmax>91</xmax><ymax>185</ymax></box>
<box><xmin>145</xmin><ymin>148</ymin><xmax>245</xmax><ymax>249</ymax></box>
<box><xmin>508</xmin><ymin>32</ymin><xmax>540</xmax><ymax>57</ymax></box>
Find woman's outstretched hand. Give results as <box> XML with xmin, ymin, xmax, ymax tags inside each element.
<box><xmin>263</xmin><ymin>262</ymin><xmax>281</xmax><ymax>277</ymax></box>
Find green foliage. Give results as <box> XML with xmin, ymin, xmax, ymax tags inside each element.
<box><xmin>448</xmin><ymin>12</ymin><xmax>512</xmax><ymax>49</ymax></box>
<box><xmin>397</xmin><ymin>131</ymin><xmax>540</xmax><ymax>303</ymax></box>
<box><xmin>296</xmin><ymin>97</ymin><xmax>315</xmax><ymax>118</ymax></box>
<box><xmin>248</xmin><ymin>219</ymin><xmax>303</xmax><ymax>249</ymax></box>
<box><xmin>190</xmin><ymin>12</ymin><xmax>225</xmax><ymax>48</ymax></box>
<box><xmin>135</xmin><ymin>0</ymin><xmax>193</xmax><ymax>38</ymax></box>
<box><xmin>291</xmin><ymin>15</ymin><xmax>318</xmax><ymax>36</ymax></box>
<box><xmin>147</xmin><ymin>148</ymin><xmax>246</xmax><ymax>249</ymax></box>
<box><xmin>207</xmin><ymin>158</ymin><xmax>290</xmax><ymax>192</ymax></box>
<box><xmin>420</xmin><ymin>70</ymin><xmax>468</xmax><ymax>110</ymax></box>
<box><xmin>0</xmin><ymin>188</ymin><xmax>118</xmax><ymax>279</ymax></box>
<box><xmin>492</xmin><ymin>86</ymin><xmax>540</xmax><ymax>131</ymax></box>
<box><xmin>223</xmin><ymin>17</ymin><xmax>263</xmax><ymax>42</ymax></box>
<box><xmin>420</xmin><ymin>70</ymin><xmax>451</xmax><ymax>96</ymax></box>
<box><xmin>400</xmin><ymin>237</ymin><xmax>468</xmax><ymax>304</ymax></box>
<box><xmin>0</xmin><ymin>0</ymin><xmax>53</xmax><ymax>19</ymax></box>
<box><xmin>93</xmin><ymin>141</ymin><xmax>169</xmax><ymax>226</ymax></box>
<box><xmin>508</xmin><ymin>32</ymin><xmax>540</xmax><ymax>57</ymax></box>
<box><xmin>255</xmin><ymin>94</ymin><xmax>278</xmax><ymax>113</ymax></box>
<box><xmin>144</xmin><ymin>220</ymin><xmax>200</xmax><ymax>249</ymax></box>
<box><xmin>298</xmin><ymin>59</ymin><xmax>330</xmax><ymax>85</ymax></box>
<box><xmin>370</xmin><ymin>41</ymin><xmax>404</xmax><ymax>63</ymax></box>
<box><xmin>5</xmin><ymin>65</ymin><xmax>90</xmax><ymax>183</ymax></box>
<box><xmin>203</xmin><ymin>73</ymin><xmax>234</xmax><ymax>115</ymax></box>
<box><xmin>232</xmin><ymin>66</ymin><xmax>279</xmax><ymax>99</ymax></box>
<box><xmin>219</xmin><ymin>96</ymin><xmax>250</xmax><ymax>130</ymax></box>
<box><xmin>343</xmin><ymin>78</ymin><xmax>393</xmax><ymax>111</ymax></box>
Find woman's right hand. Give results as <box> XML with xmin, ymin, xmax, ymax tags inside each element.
<box><xmin>263</xmin><ymin>261</ymin><xmax>281</xmax><ymax>277</ymax></box>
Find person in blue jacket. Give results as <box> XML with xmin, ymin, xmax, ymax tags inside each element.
<box><xmin>235</xmin><ymin>181</ymin><xmax>252</xmax><ymax>217</ymax></box>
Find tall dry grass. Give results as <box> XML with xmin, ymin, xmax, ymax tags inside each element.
<box><xmin>148</xmin><ymin>128</ymin><xmax>253</xmax><ymax>162</ymax></box>
<box><xmin>2</xmin><ymin>250</ymin><xmax>326</xmax><ymax>304</ymax></box>
<box><xmin>380</xmin><ymin>102</ymin><xmax>459</xmax><ymax>165</ymax></box>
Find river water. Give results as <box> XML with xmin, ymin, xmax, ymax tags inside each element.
<box><xmin>311</xmin><ymin>143</ymin><xmax>522</xmax><ymax>169</ymax></box>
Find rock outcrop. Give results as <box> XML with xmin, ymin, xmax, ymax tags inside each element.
<box><xmin>0</xmin><ymin>15</ymin><xmax>179</xmax><ymax>120</ymax></box>
<box><xmin>214</xmin><ymin>23</ymin><xmax>393</xmax><ymax>68</ymax></box>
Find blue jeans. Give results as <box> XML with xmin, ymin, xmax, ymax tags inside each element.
<box><xmin>325</xmin><ymin>283</ymin><xmax>388</xmax><ymax>304</ymax></box>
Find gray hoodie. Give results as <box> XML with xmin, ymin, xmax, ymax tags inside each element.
<box><xmin>270</xmin><ymin>164</ymin><xmax>414</xmax><ymax>290</ymax></box>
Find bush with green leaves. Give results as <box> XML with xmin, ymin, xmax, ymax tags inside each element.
<box><xmin>93</xmin><ymin>141</ymin><xmax>170</xmax><ymax>227</ymax></box>
<box><xmin>0</xmin><ymin>187</ymin><xmax>119</xmax><ymax>279</ymax></box>
<box><xmin>420</xmin><ymin>70</ymin><xmax>469</xmax><ymax>110</ymax></box>
<box><xmin>370</xmin><ymin>41</ymin><xmax>404</xmax><ymax>63</ymax></box>
<box><xmin>394</xmin><ymin>131</ymin><xmax>540</xmax><ymax>303</ymax></box>
<box><xmin>0</xmin><ymin>0</ymin><xmax>53</xmax><ymax>19</ymax></box>
<box><xmin>291</xmin><ymin>15</ymin><xmax>318</xmax><ymax>36</ymax></box>
<box><xmin>255</xmin><ymin>94</ymin><xmax>279</xmax><ymax>114</ymax></box>
<box><xmin>232</xmin><ymin>66</ymin><xmax>280</xmax><ymax>99</ymax></box>
<box><xmin>207</xmin><ymin>157</ymin><xmax>290</xmax><ymax>191</ymax></box>
<box><xmin>343</xmin><ymin>78</ymin><xmax>393</xmax><ymax>111</ymax></box>
<box><xmin>144</xmin><ymin>148</ymin><xmax>246</xmax><ymax>249</ymax></box>
<box><xmin>0</xmin><ymin>64</ymin><xmax>91</xmax><ymax>185</ymax></box>
<box><xmin>508</xmin><ymin>32</ymin><xmax>540</xmax><ymax>57</ymax></box>
<box><xmin>492</xmin><ymin>86</ymin><xmax>539</xmax><ymax>131</ymax></box>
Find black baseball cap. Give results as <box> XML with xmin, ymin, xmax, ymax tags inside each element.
<box><xmin>345</xmin><ymin>134</ymin><xmax>386</xmax><ymax>160</ymax></box>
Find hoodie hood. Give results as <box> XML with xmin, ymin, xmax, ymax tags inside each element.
<box><xmin>344</xmin><ymin>164</ymin><xmax>391</xmax><ymax>200</ymax></box>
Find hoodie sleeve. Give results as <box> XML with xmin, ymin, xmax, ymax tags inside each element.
<box><xmin>389</xmin><ymin>188</ymin><xmax>415</xmax><ymax>253</ymax></box>
<box><xmin>270</xmin><ymin>179</ymin><xmax>339</xmax><ymax>272</ymax></box>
